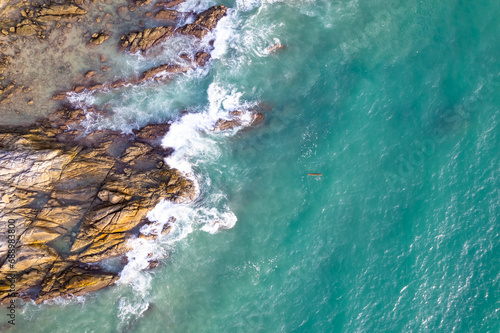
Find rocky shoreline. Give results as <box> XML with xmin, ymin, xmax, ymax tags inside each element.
<box><xmin>0</xmin><ymin>0</ymin><xmax>231</xmax><ymax>304</ymax></box>
<box><xmin>0</xmin><ymin>105</ymin><xmax>197</xmax><ymax>303</ymax></box>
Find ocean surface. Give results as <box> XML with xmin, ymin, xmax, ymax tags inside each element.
<box><xmin>14</xmin><ymin>0</ymin><xmax>500</xmax><ymax>332</ymax></box>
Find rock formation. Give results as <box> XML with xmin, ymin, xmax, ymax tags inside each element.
<box><xmin>0</xmin><ymin>107</ymin><xmax>195</xmax><ymax>303</ymax></box>
<box><xmin>89</xmin><ymin>30</ymin><xmax>111</xmax><ymax>45</ymax></box>
<box><xmin>268</xmin><ymin>44</ymin><xmax>286</xmax><ymax>53</ymax></box>
<box><xmin>154</xmin><ymin>9</ymin><xmax>182</xmax><ymax>22</ymax></box>
<box><xmin>0</xmin><ymin>2</ymin><xmax>87</xmax><ymax>40</ymax></box>
<box><xmin>175</xmin><ymin>5</ymin><xmax>227</xmax><ymax>39</ymax></box>
<box><xmin>213</xmin><ymin>110</ymin><xmax>265</xmax><ymax>131</ymax></box>
<box><xmin>141</xmin><ymin>63</ymin><xmax>192</xmax><ymax>81</ymax></box>
<box><xmin>155</xmin><ymin>0</ymin><xmax>187</xmax><ymax>8</ymax></box>
<box><xmin>52</xmin><ymin>50</ymin><xmax>213</xmax><ymax>99</ymax></box>
<box><xmin>0</xmin><ymin>1</ymin><xmax>259</xmax><ymax>305</ymax></box>
<box><xmin>119</xmin><ymin>25</ymin><xmax>175</xmax><ymax>54</ymax></box>
<box><xmin>119</xmin><ymin>5</ymin><xmax>228</xmax><ymax>54</ymax></box>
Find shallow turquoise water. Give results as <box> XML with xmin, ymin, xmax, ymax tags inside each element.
<box><xmin>15</xmin><ymin>0</ymin><xmax>499</xmax><ymax>332</ymax></box>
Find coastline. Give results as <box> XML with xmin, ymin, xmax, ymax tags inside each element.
<box><xmin>0</xmin><ymin>0</ymin><xmax>233</xmax><ymax>304</ymax></box>
<box><xmin>0</xmin><ymin>0</ymin><xmax>497</xmax><ymax>331</ymax></box>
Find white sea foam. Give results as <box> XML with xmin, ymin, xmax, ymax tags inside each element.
<box><xmin>115</xmin><ymin>81</ymin><xmax>255</xmax><ymax>324</ymax></box>
<box><xmin>175</xmin><ymin>0</ymin><xmax>218</xmax><ymax>13</ymax></box>
<box><xmin>27</xmin><ymin>0</ymin><xmax>301</xmax><ymax>324</ymax></box>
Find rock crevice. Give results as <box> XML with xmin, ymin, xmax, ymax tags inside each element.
<box><xmin>0</xmin><ymin>108</ymin><xmax>195</xmax><ymax>303</ymax></box>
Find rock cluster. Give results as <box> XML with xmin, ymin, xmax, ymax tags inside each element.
<box><xmin>119</xmin><ymin>5</ymin><xmax>228</xmax><ymax>54</ymax></box>
<box><xmin>1</xmin><ymin>3</ymin><xmax>87</xmax><ymax>38</ymax></box>
<box><xmin>141</xmin><ymin>63</ymin><xmax>192</xmax><ymax>81</ymax></box>
<box><xmin>0</xmin><ymin>108</ymin><xmax>195</xmax><ymax>303</ymax></box>
<box><xmin>52</xmin><ymin>49</ymin><xmax>212</xmax><ymax>99</ymax></box>
<box><xmin>119</xmin><ymin>25</ymin><xmax>175</xmax><ymax>54</ymax></box>
<box><xmin>89</xmin><ymin>30</ymin><xmax>111</xmax><ymax>45</ymax></box>
<box><xmin>175</xmin><ymin>5</ymin><xmax>227</xmax><ymax>39</ymax></box>
<box><xmin>154</xmin><ymin>9</ymin><xmax>182</xmax><ymax>22</ymax></box>
<box><xmin>154</xmin><ymin>0</ymin><xmax>187</xmax><ymax>8</ymax></box>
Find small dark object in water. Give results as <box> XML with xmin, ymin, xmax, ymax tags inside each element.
<box><xmin>308</xmin><ymin>173</ymin><xmax>322</xmax><ymax>176</ymax></box>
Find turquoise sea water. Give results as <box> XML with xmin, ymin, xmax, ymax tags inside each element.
<box><xmin>14</xmin><ymin>0</ymin><xmax>499</xmax><ymax>332</ymax></box>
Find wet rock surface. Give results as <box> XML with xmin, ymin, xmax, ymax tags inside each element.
<box><xmin>89</xmin><ymin>30</ymin><xmax>110</xmax><ymax>45</ymax></box>
<box><xmin>268</xmin><ymin>43</ymin><xmax>286</xmax><ymax>53</ymax></box>
<box><xmin>0</xmin><ymin>107</ymin><xmax>195</xmax><ymax>303</ymax></box>
<box><xmin>52</xmin><ymin>49</ymin><xmax>212</xmax><ymax>98</ymax></box>
<box><xmin>119</xmin><ymin>5</ymin><xmax>228</xmax><ymax>54</ymax></box>
<box><xmin>175</xmin><ymin>5</ymin><xmax>227</xmax><ymax>39</ymax></box>
<box><xmin>155</xmin><ymin>0</ymin><xmax>187</xmax><ymax>8</ymax></box>
<box><xmin>154</xmin><ymin>9</ymin><xmax>182</xmax><ymax>22</ymax></box>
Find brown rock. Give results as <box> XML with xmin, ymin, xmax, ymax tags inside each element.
<box><xmin>147</xmin><ymin>260</ymin><xmax>159</xmax><ymax>269</ymax></box>
<box><xmin>156</xmin><ymin>0</ymin><xmax>187</xmax><ymax>8</ymax></box>
<box><xmin>73</xmin><ymin>85</ymin><xmax>85</xmax><ymax>93</ymax></box>
<box><xmin>36</xmin><ymin>4</ymin><xmax>87</xmax><ymax>22</ymax></box>
<box><xmin>139</xmin><ymin>233</ymin><xmax>158</xmax><ymax>240</ymax></box>
<box><xmin>214</xmin><ymin>119</ymin><xmax>240</xmax><ymax>131</ymax></box>
<box><xmin>117</xmin><ymin>6</ymin><xmax>128</xmax><ymax>17</ymax></box>
<box><xmin>0</xmin><ymin>57</ymin><xmax>8</xmax><ymax>74</ymax></box>
<box><xmin>88</xmin><ymin>83</ymin><xmax>103</xmax><ymax>91</ymax></box>
<box><xmin>133</xmin><ymin>123</ymin><xmax>170</xmax><ymax>145</ymax></box>
<box><xmin>161</xmin><ymin>216</ymin><xmax>176</xmax><ymax>235</ymax></box>
<box><xmin>268</xmin><ymin>44</ymin><xmax>286</xmax><ymax>53</ymax></box>
<box><xmin>110</xmin><ymin>79</ymin><xmax>129</xmax><ymax>89</ymax></box>
<box><xmin>89</xmin><ymin>30</ymin><xmax>111</xmax><ymax>45</ymax></box>
<box><xmin>35</xmin><ymin>262</ymin><xmax>118</xmax><ymax>303</ymax></box>
<box><xmin>249</xmin><ymin>112</ymin><xmax>265</xmax><ymax>126</ymax></box>
<box><xmin>119</xmin><ymin>26</ymin><xmax>175</xmax><ymax>54</ymax></box>
<box><xmin>213</xmin><ymin>111</ymin><xmax>265</xmax><ymax>131</ymax></box>
<box><xmin>141</xmin><ymin>63</ymin><xmax>191</xmax><ymax>81</ymax></box>
<box><xmin>194</xmin><ymin>51</ymin><xmax>211</xmax><ymax>67</ymax></box>
<box><xmin>16</xmin><ymin>24</ymin><xmax>37</xmax><ymax>36</ymax></box>
<box><xmin>52</xmin><ymin>91</ymin><xmax>68</xmax><ymax>100</ymax></box>
<box><xmin>0</xmin><ymin>106</ymin><xmax>196</xmax><ymax>304</ymax></box>
<box><xmin>38</xmin><ymin>4</ymin><xmax>87</xmax><ymax>17</ymax></box>
<box><xmin>84</xmin><ymin>70</ymin><xmax>97</xmax><ymax>79</ymax></box>
<box><xmin>154</xmin><ymin>9</ymin><xmax>180</xmax><ymax>21</ymax></box>
<box><xmin>175</xmin><ymin>5</ymin><xmax>227</xmax><ymax>39</ymax></box>
<box><xmin>134</xmin><ymin>0</ymin><xmax>153</xmax><ymax>6</ymax></box>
